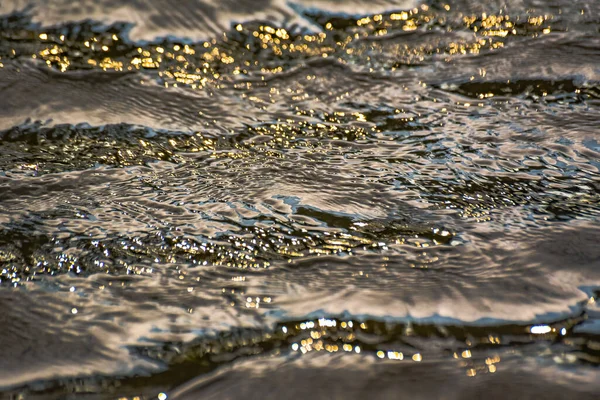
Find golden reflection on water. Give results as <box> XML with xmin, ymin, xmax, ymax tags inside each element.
<box><xmin>29</xmin><ymin>6</ymin><xmax>560</xmax><ymax>84</ymax></box>
<box><xmin>1</xmin><ymin>2</ymin><xmax>599</xmax><ymax>398</ymax></box>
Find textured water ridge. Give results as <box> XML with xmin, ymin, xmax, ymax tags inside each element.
<box><xmin>0</xmin><ymin>0</ymin><xmax>600</xmax><ymax>398</ymax></box>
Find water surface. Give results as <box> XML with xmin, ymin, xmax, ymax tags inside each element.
<box><xmin>0</xmin><ymin>0</ymin><xmax>599</xmax><ymax>398</ymax></box>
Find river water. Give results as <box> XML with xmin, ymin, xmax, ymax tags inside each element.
<box><xmin>0</xmin><ymin>0</ymin><xmax>599</xmax><ymax>398</ymax></box>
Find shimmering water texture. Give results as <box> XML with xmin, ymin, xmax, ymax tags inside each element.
<box><xmin>1</xmin><ymin>0</ymin><xmax>600</xmax><ymax>398</ymax></box>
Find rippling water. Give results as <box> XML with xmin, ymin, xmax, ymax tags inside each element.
<box><xmin>1</xmin><ymin>0</ymin><xmax>599</xmax><ymax>398</ymax></box>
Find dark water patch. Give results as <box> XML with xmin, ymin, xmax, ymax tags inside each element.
<box><xmin>437</xmin><ymin>79</ymin><xmax>600</xmax><ymax>104</ymax></box>
<box><xmin>0</xmin><ymin>122</ymin><xmax>203</xmax><ymax>174</ymax></box>
<box><xmin>3</xmin><ymin>312</ymin><xmax>598</xmax><ymax>399</ymax></box>
<box><xmin>4</xmin><ymin>3</ymin><xmax>596</xmax><ymax>83</ymax></box>
<box><xmin>0</xmin><ymin>202</ymin><xmax>454</xmax><ymax>285</ymax></box>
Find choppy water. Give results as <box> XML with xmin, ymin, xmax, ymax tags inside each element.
<box><xmin>0</xmin><ymin>0</ymin><xmax>599</xmax><ymax>398</ymax></box>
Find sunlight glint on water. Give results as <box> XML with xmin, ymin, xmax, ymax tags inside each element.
<box><xmin>0</xmin><ymin>0</ymin><xmax>599</xmax><ymax>398</ymax></box>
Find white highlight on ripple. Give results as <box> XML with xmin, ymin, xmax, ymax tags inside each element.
<box><xmin>530</xmin><ymin>325</ymin><xmax>552</xmax><ymax>334</ymax></box>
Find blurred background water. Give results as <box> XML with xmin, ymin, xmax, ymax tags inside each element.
<box><xmin>0</xmin><ymin>0</ymin><xmax>599</xmax><ymax>398</ymax></box>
